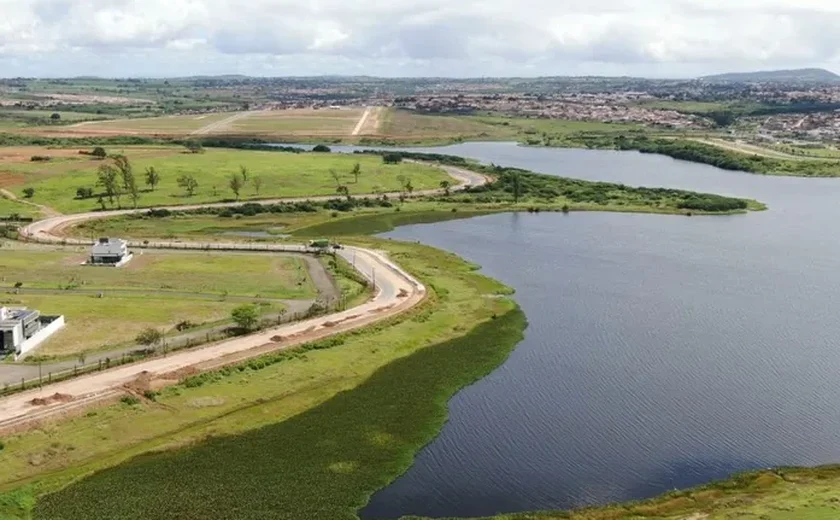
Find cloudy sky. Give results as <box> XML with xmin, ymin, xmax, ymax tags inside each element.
<box><xmin>1</xmin><ymin>0</ymin><xmax>839</xmax><ymax>78</ymax></box>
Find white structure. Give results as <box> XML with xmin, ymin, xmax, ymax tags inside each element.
<box><xmin>89</xmin><ymin>237</ymin><xmax>132</xmax><ymax>266</ymax></box>
<box><xmin>0</xmin><ymin>307</ymin><xmax>65</xmax><ymax>360</ymax></box>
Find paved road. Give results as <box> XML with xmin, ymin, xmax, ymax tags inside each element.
<box><xmin>0</xmin><ymin>162</ymin><xmax>486</xmax><ymax>431</ymax></box>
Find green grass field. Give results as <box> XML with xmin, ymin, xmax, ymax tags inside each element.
<box><xmin>0</xmin><ymin>249</ymin><xmax>314</xmax><ymax>299</ymax></box>
<box><xmin>0</xmin><ymin>249</ymin><xmax>312</xmax><ymax>357</ymax></box>
<box><xmin>0</xmin><ymin>197</ymin><xmax>37</xmax><ymax>218</ymax></box>
<box><xmin>5</xmin><ymin>147</ymin><xmax>448</xmax><ymax>213</ymax></box>
<box><xmin>2</xmin><ymin>292</ymin><xmax>264</xmax><ymax>358</ymax></box>
<box><xmin>0</xmin><ymin>239</ymin><xmax>518</xmax><ymax>520</ymax></box>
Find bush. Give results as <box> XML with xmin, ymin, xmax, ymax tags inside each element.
<box><xmin>120</xmin><ymin>395</ymin><xmax>140</xmax><ymax>406</ymax></box>
<box><xmin>91</xmin><ymin>146</ymin><xmax>107</xmax><ymax>159</ymax></box>
<box><xmin>30</xmin><ymin>155</ymin><xmax>51</xmax><ymax>162</ymax></box>
<box><xmin>312</xmin><ymin>144</ymin><xmax>331</xmax><ymax>153</ymax></box>
<box><xmin>75</xmin><ymin>187</ymin><xmax>94</xmax><ymax>199</ymax></box>
<box><xmin>22</xmin><ymin>187</ymin><xmax>35</xmax><ymax>198</ymax></box>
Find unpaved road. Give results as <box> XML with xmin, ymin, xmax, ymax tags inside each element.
<box><xmin>0</xmin><ymin>161</ymin><xmax>486</xmax><ymax>432</ymax></box>
<box><xmin>352</xmin><ymin>107</ymin><xmax>373</xmax><ymax>136</ymax></box>
<box><xmin>190</xmin><ymin>111</ymin><xmax>262</xmax><ymax>136</ymax></box>
<box><xmin>0</xmin><ymin>188</ymin><xmax>62</xmax><ymax>218</ymax></box>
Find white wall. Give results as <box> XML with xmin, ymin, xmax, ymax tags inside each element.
<box><xmin>15</xmin><ymin>316</ymin><xmax>65</xmax><ymax>361</ymax></box>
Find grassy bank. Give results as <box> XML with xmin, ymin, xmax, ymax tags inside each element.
<box><xmin>405</xmin><ymin>465</ymin><xmax>840</xmax><ymax>519</ymax></box>
<box><xmin>0</xmin><ymin>239</ymin><xmax>519</xmax><ymax>520</ymax></box>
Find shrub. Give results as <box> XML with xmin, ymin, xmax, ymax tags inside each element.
<box><xmin>91</xmin><ymin>147</ymin><xmax>107</xmax><ymax>159</ymax></box>
<box><xmin>30</xmin><ymin>155</ymin><xmax>51</xmax><ymax>162</ymax></box>
<box><xmin>22</xmin><ymin>187</ymin><xmax>35</xmax><ymax>198</ymax></box>
<box><xmin>120</xmin><ymin>395</ymin><xmax>140</xmax><ymax>406</ymax></box>
<box><xmin>312</xmin><ymin>144</ymin><xmax>331</xmax><ymax>152</ymax></box>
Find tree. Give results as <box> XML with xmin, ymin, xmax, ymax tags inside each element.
<box><xmin>253</xmin><ymin>176</ymin><xmax>263</xmax><ymax>195</ymax></box>
<box><xmin>113</xmin><ymin>155</ymin><xmax>138</xmax><ymax>208</ymax></box>
<box><xmin>231</xmin><ymin>304</ymin><xmax>260</xmax><ymax>331</ymax></box>
<box><xmin>329</xmin><ymin>169</ymin><xmax>341</xmax><ymax>188</ymax></box>
<box><xmin>144</xmin><ymin>167</ymin><xmax>160</xmax><ymax>191</ymax></box>
<box><xmin>383</xmin><ymin>153</ymin><xmax>402</xmax><ymax>164</ymax></box>
<box><xmin>511</xmin><ymin>172</ymin><xmax>522</xmax><ymax>204</ymax></box>
<box><xmin>185</xmin><ymin>141</ymin><xmax>204</xmax><ymax>154</ymax></box>
<box><xmin>229</xmin><ymin>173</ymin><xmax>243</xmax><ymax>200</ymax></box>
<box><xmin>351</xmin><ymin>162</ymin><xmax>361</xmax><ymax>183</ymax></box>
<box><xmin>50</xmin><ymin>112</ymin><xmax>61</xmax><ymax>121</ymax></box>
<box><xmin>312</xmin><ymin>144</ymin><xmax>331</xmax><ymax>152</ymax></box>
<box><xmin>177</xmin><ymin>174</ymin><xmax>199</xmax><ymax>196</ymax></box>
<box><xmin>405</xmin><ymin>177</ymin><xmax>414</xmax><ymax>196</ymax></box>
<box><xmin>22</xmin><ymin>187</ymin><xmax>35</xmax><ymax>198</ymax></box>
<box><xmin>336</xmin><ymin>185</ymin><xmax>350</xmax><ymax>200</ymax></box>
<box><xmin>96</xmin><ymin>163</ymin><xmax>120</xmax><ymax>207</ymax></box>
<box><xmin>91</xmin><ymin>146</ymin><xmax>107</xmax><ymax>159</ymax></box>
<box><xmin>439</xmin><ymin>180</ymin><xmax>451</xmax><ymax>196</ymax></box>
<box><xmin>97</xmin><ymin>195</ymin><xmax>106</xmax><ymax>210</ymax></box>
<box><xmin>75</xmin><ymin>187</ymin><xmax>93</xmax><ymax>199</ymax></box>
<box><xmin>135</xmin><ymin>328</ymin><xmax>164</xmax><ymax>350</ymax></box>
<box><xmin>239</xmin><ymin>165</ymin><xmax>248</xmax><ymax>183</ymax></box>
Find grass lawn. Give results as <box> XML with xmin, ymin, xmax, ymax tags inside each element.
<box><xmin>0</xmin><ymin>292</ymin><xmax>264</xmax><ymax>358</ymax></box>
<box><xmin>0</xmin><ymin>249</ymin><xmax>314</xmax><ymax>300</ymax></box>
<box><xmin>0</xmin><ymin>239</ymin><xmax>519</xmax><ymax>520</ymax></box>
<box><xmin>4</xmin><ymin>147</ymin><xmax>448</xmax><ymax>213</ymax></box>
<box><xmin>0</xmin><ymin>197</ymin><xmax>37</xmax><ymax>218</ymax></box>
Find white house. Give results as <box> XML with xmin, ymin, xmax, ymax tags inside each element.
<box><xmin>89</xmin><ymin>237</ymin><xmax>132</xmax><ymax>266</ymax></box>
<box><xmin>0</xmin><ymin>307</ymin><xmax>65</xmax><ymax>360</ymax></box>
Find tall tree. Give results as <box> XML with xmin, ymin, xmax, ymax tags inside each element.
<box><xmin>113</xmin><ymin>155</ymin><xmax>138</xmax><ymax>208</ymax></box>
<box><xmin>253</xmin><ymin>176</ymin><xmax>263</xmax><ymax>195</ymax></box>
<box><xmin>439</xmin><ymin>180</ymin><xmax>451</xmax><ymax>196</ymax></box>
<box><xmin>144</xmin><ymin>167</ymin><xmax>160</xmax><ymax>191</ymax></box>
<box><xmin>239</xmin><ymin>165</ymin><xmax>249</xmax><ymax>183</ymax></box>
<box><xmin>96</xmin><ymin>163</ymin><xmax>120</xmax><ymax>208</ymax></box>
<box><xmin>511</xmin><ymin>172</ymin><xmax>522</xmax><ymax>204</ymax></box>
<box><xmin>336</xmin><ymin>185</ymin><xmax>350</xmax><ymax>200</ymax></box>
<box><xmin>177</xmin><ymin>175</ymin><xmax>199</xmax><ymax>196</ymax></box>
<box><xmin>351</xmin><ymin>162</ymin><xmax>361</xmax><ymax>183</ymax></box>
<box><xmin>229</xmin><ymin>173</ymin><xmax>243</xmax><ymax>200</ymax></box>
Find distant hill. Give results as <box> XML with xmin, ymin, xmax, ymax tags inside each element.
<box><xmin>700</xmin><ymin>68</ymin><xmax>840</xmax><ymax>84</ymax></box>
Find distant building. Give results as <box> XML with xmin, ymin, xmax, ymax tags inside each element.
<box><xmin>89</xmin><ymin>237</ymin><xmax>132</xmax><ymax>266</ymax></box>
<box><xmin>0</xmin><ymin>307</ymin><xmax>65</xmax><ymax>360</ymax></box>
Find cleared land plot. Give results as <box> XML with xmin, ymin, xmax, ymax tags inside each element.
<box><xmin>377</xmin><ymin>109</ymin><xmax>515</xmax><ymax>141</ymax></box>
<box><xmin>224</xmin><ymin>108</ymin><xmax>364</xmax><ymax>135</ymax></box>
<box><xmin>0</xmin><ymin>250</ymin><xmax>315</xmax><ymax>300</ymax></box>
<box><xmin>4</xmin><ymin>147</ymin><xmax>449</xmax><ymax>213</ymax></box>
<box><xmin>57</xmin><ymin>112</ymin><xmax>236</xmax><ymax>135</ymax></box>
<box><xmin>0</xmin><ymin>293</ymin><xmax>265</xmax><ymax>357</ymax></box>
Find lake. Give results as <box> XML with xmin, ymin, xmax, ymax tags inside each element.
<box><xmin>358</xmin><ymin>142</ymin><xmax>840</xmax><ymax>518</ymax></box>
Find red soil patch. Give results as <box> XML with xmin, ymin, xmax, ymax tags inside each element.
<box><xmin>29</xmin><ymin>393</ymin><xmax>74</xmax><ymax>407</ymax></box>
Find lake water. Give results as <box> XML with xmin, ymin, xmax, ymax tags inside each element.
<box><xmin>357</xmin><ymin>142</ymin><xmax>840</xmax><ymax>518</ymax></box>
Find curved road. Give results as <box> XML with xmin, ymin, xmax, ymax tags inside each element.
<box><xmin>0</xmin><ymin>162</ymin><xmax>487</xmax><ymax>432</ymax></box>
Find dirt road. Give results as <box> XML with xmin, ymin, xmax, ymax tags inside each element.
<box><xmin>352</xmin><ymin>107</ymin><xmax>373</xmax><ymax>136</ymax></box>
<box><xmin>190</xmin><ymin>111</ymin><xmax>261</xmax><ymax>136</ymax></box>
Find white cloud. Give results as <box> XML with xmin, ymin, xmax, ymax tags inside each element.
<box><xmin>0</xmin><ymin>0</ymin><xmax>839</xmax><ymax>77</ymax></box>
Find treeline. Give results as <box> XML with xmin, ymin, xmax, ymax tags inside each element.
<box><xmin>142</xmin><ymin>197</ymin><xmax>394</xmax><ymax>220</ymax></box>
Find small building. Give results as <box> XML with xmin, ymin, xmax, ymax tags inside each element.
<box><xmin>0</xmin><ymin>307</ymin><xmax>65</xmax><ymax>360</ymax></box>
<box><xmin>89</xmin><ymin>237</ymin><xmax>132</xmax><ymax>266</ymax></box>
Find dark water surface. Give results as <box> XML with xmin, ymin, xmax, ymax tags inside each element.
<box><xmin>356</xmin><ymin>142</ymin><xmax>840</xmax><ymax>518</ymax></box>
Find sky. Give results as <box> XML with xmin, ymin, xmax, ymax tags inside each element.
<box><xmin>1</xmin><ymin>0</ymin><xmax>840</xmax><ymax>78</ymax></box>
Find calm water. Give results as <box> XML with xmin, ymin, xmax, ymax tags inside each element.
<box><xmin>357</xmin><ymin>142</ymin><xmax>840</xmax><ymax>518</ymax></box>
